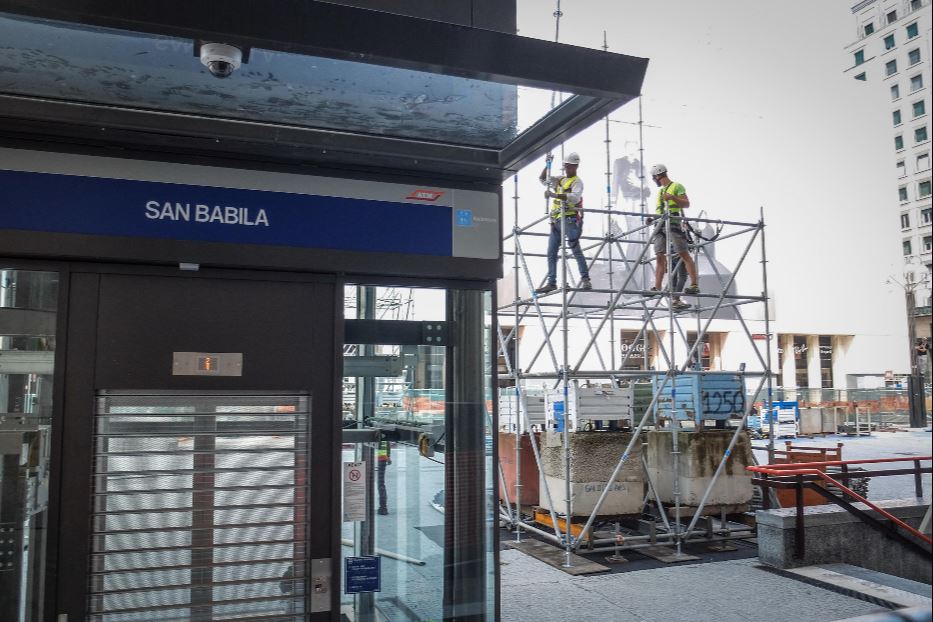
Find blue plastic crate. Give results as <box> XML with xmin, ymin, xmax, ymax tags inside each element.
<box><xmin>652</xmin><ymin>373</ymin><xmax>745</xmax><ymax>423</ymax></box>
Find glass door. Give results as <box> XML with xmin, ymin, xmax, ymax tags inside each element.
<box><xmin>340</xmin><ymin>284</ymin><xmax>497</xmax><ymax>622</ymax></box>
<box><xmin>0</xmin><ymin>269</ymin><xmax>58</xmax><ymax>622</ymax></box>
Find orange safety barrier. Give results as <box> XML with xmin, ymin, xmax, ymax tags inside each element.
<box><xmin>771</xmin><ymin>442</ymin><xmax>844</xmax><ymax>507</ymax></box>
<box><xmin>749</xmin><ymin>456</ymin><xmax>932</xmax><ymax>546</ymax></box>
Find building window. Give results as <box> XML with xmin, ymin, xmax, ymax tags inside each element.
<box><xmin>887</xmin><ymin>10</ymin><xmax>897</xmax><ymax>23</ymax></box>
<box><xmin>897</xmin><ymin>159</ymin><xmax>907</xmax><ymax>175</ymax></box>
<box><xmin>907</xmin><ymin>22</ymin><xmax>919</xmax><ymax>38</ymax></box>
<box><xmin>902</xmin><ymin>212</ymin><xmax>911</xmax><ymax>228</ymax></box>
<box><xmin>896</xmin><ymin>135</ymin><xmax>905</xmax><ymax>150</ymax></box>
<box><xmin>924</xmin><ymin>236</ymin><xmax>932</xmax><ymax>253</ymax></box>
<box><xmin>922</xmin><ymin>207</ymin><xmax>932</xmax><ymax>225</ymax></box>
<box><xmin>886</xmin><ymin>59</ymin><xmax>898</xmax><ymax>76</ymax></box>
<box><xmin>911</xmin><ymin>74</ymin><xmax>924</xmax><ymax>92</ymax></box>
<box><xmin>793</xmin><ymin>336</ymin><xmax>808</xmax><ymax>389</ymax></box>
<box><xmin>920</xmin><ymin>180</ymin><xmax>932</xmax><ymax>197</ymax></box>
<box><xmin>776</xmin><ymin>340</ymin><xmax>784</xmax><ymax>388</ymax></box>
<box><xmin>914</xmin><ymin>100</ymin><xmax>927</xmax><ymax>118</ymax></box>
<box><xmin>884</xmin><ymin>34</ymin><xmax>896</xmax><ymax>49</ymax></box>
<box><xmin>854</xmin><ymin>49</ymin><xmax>865</xmax><ymax>65</ymax></box>
<box><xmin>819</xmin><ymin>335</ymin><xmax>833</xmax><ymax>389</ymax></box>
<box><xmin>900</xmin><ymin>186</ymin><xmax>909</xmax><ymax>201</ymax></box>
<box><xmin>892</xmin><ymin>84</ymin><xmax>901</xmax><ymax>100</ymax></box>
<box><xmin>908</xmin><ymin>48</ymin><xmax>921</xmax><ymax>65</ymax></box>
<box><xmin>918</xmin><ymin>153</ymin><xmax>930</xmax><ymax>171</ymax></box>
<box><xmin>904</xmin><ymin>239</ymin><xmax>913</xmax><ymax>255</ymax></box>
<box><xmin>619</xmin><ymin>329</ymin><xmax>657</xmax><ymax>370</ymax></box>
<box><xmin>855</xmin><ymin>72</ymin><xmax>867</xmax><ymax>81</ymax></box>
<box><xmin>893</xmin><ymin>109</ymin><xmax>902</xmax><ymax>125</ymax></box>
<box><xmin>864</xmin><ymin>22</ymin><xmax>875</xmax><ymax>36</ymax></box>
<box><xmin>916</xmin><ymin>126</ymin><xmax>929</xmax><ymax>143</ymax></box>
<box><xmin>910</xmin><ymin>0</ymin><xmax>921</xmax><ymax>10</ymax></box>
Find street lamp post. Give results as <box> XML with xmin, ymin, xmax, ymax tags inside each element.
<box><xmin>888</xmin><ymin>265</ymin><xmax>930</xmax><ymax>428</ymax></box>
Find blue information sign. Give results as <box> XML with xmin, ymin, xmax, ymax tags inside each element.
<box><xmin>345</xmin><ymin>556</ymin><xmax>381</xmax><ymax>594</ymax></box>
<box><xmin>0</xmin><ymin>169</ymin><xmax>452</xmax><ymax>257</ymax></box>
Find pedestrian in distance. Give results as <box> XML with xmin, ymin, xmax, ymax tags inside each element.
<box><xmin>376</xmin><ymin>439</ymin><xmax>391</xmax><ymax>515</ymax></box>
<box><xmin>646</xmin><ymin>163</ymin><xmax>699</xmax><ymax>310</ymax></box>
<box><xmin>535</xmin><ymin>152</ymin><xmax>592</xmax><ymax>294</ymax></box>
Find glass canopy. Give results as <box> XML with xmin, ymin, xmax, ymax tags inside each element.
<box><xmin>0</xmin><ymin>13</ymin><xmax>579</xmax><ymax>149</ymax></box>
<box><xmin>0</xmin><ymin>3</ymin><xmax>645</xmax><ymax>180</ymax></box>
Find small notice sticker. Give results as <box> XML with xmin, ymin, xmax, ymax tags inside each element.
<box><xmin>343</xmin><ymin>461</ymin><xmax>367</xmax><ymax>522</ymax></box>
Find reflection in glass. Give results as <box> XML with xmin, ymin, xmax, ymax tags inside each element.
<box><xmin>341</xmin><ymin>284</ymin><xmax>495</xmax><ymax>620</ymax></box>
<box><xmin>342</xmin><ymin>283</ymin><xmax>449</xmax><ymax>620</ymax></box>
<box><xmin>0</xmin><ymin>269</ymin><xmax>58</xmax><ymax>622</ymax></box>
<box><xmin>0</xmin><ymin>13</ymin><xmax>535</xmax><ymax>149</ymax></box>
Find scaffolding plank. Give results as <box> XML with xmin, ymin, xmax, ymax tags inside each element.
<box><xmin>504</xmin><ymin>540</ymin><xmax>608</xmax><ymax>575</ymax></box>
<box><xmin>638</xmin><ymin>546</ymin><xmax>699</xmax><ymax>563</ymax></box>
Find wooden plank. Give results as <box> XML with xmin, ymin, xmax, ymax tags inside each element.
<box><xmin>504</xmin><ymin>539</ymin><xmax>609</xmax><ymax>575</ymax></box>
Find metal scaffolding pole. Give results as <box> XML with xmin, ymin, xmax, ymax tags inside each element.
<box><xmin>494</xmin><ymin>139</ymin><xmax>773</xmax><ymax>566</ymax></box>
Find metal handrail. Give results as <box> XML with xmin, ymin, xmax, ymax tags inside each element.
<box><xmin>749</xmin><ymin>456</ymin><xmax>932</xmax><ymax>545</ymax></box>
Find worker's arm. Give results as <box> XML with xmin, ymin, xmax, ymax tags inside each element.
<box><xmin>661</xmin><ymin>192</ymin><xmax>690</xmax><ymax>208</ymax></box>
<box><xmin>562</xmin><ymin>177</ymin><xmax>583</xmax><ymax>206</ymax></box>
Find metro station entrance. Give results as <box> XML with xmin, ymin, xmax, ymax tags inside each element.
<box><xmin>0</xmin><ymin>4</ymin><xmax>647</xmax><ymax>620</ymax></box>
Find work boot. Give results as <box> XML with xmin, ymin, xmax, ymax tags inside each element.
<box><xmin>683</xmin><ymin>283</ymin><xmax>700</xmax><ymax>295</ymax></box>
<box><xmin>377</xmin><ymin>507</ymin><xmax>389</xmax><ymax>515</ymax></box>
<box><xmin>672</xmin><ymin>300</ymin><xmax>690</xmax><ymax>312</ymax></box>
<box><xmin>580</xmin><ymin>278</ymin><xmax>592</xmax><ymax>290</ymax></box>
<box><xmin>535</xmin><ymin>283</ymin><xmax>557</xmax><ymax>294</ymax></box>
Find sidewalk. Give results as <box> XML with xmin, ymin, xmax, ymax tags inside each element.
<box><xmin>501</xmin><ymin>550</ymin><xmax>888</xmax><ymax>622</ymax></box>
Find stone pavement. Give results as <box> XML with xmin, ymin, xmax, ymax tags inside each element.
<box><xmin>500</xmin><ymin>549</ymin><xmax>888</xmax><ymax>622</ymax></box>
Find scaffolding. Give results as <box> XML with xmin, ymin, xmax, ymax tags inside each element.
<box><xmin>495</xmin><ymin>108</ymin><xmax>775</xmax><ymax>567</ymax></box>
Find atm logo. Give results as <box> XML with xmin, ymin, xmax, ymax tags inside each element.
<box><xmin>406</xmin><ymin>189</ymin><xmax>445</xmax><ymax>202</ymax></box>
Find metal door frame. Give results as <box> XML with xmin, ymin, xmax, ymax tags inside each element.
<box><xmin>48</xmin><ymin>262</ymin><xmax>341</xmax><ymax>621</ymax></box>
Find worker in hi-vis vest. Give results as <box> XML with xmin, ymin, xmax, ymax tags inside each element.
<box><xmin>535</xmin><ymin>152</ymin><xmax>592</xmax><ymax>294</ymax></box>
<box><xmin>647</xmin><ymin>163</ymin><xmax>699</xmax><ymax>310</ymax></box>
<box><xmin>376</xmin><ymin>439</ymin><xmax>391</xmax><ymax>515</ymax></box>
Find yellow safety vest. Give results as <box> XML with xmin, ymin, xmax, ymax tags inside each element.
<box><xmin>656</xmin><ymin>182</ymin><xmax>686</xmax><ymax>222</ymax></box>
<box><xmin>550</xmin><ymin>175</ymin><xmax>582</xmax><ymax>219</ymax></box>
<box><xmin>377</xmin><ymin>441</ymin><xmax>390</xmax><ymax>463</ymax></box>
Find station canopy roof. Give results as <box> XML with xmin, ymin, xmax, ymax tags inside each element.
<box><xmin>0</xmin><ymin>1</ymin><xmax>648</xmax><ymax>181</ymax></box>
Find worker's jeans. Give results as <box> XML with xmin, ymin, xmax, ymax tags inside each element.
<box><xmin>546</xmin><ymin>216</ymin><xmax>589</xmax><ymax>285</ymax></box>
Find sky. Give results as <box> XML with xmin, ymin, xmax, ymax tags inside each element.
<box><xmin>509</xmin><ymin>0</ymin><xmax>907</xmax><ymax>342</ymax></box>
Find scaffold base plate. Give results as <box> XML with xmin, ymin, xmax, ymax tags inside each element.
<box><xmin>638</xmin><ymin>546</ymin><xmax>700</xmax><ymax>563</ymax></box>
<box><xmin>504</xmin><ymin>539</ymin><xmax>609</xmax><ymax>575</ymax></box>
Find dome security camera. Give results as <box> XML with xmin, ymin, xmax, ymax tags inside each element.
<box><xmin>199</xmin><ymin>42</ymin><xmax>243</xmax><ymax>79</ymax></box>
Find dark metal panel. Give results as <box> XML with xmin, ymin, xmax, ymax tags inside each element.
<box><xmin>0</xmin><ymin>230</ymin><xmax>503</xmax><ymax>281</ymax></box>
<box><xmin>326</xmin><ymin>0</ymin><xmax>516</xmax><ymax>33</ymax></box>
<box><xmin>0</xmin><ymin>0</ymin><xmax>643</xmax><ymax>98</ymax></box>
<box><xmin>443</xmin><ymin>289</ymin><xmax>488</xmax><ymax>618</ymax></box>
<box><xmin>345</xmin><ymin>319</ymin><xmax>450</xmax><ymax>346</ymax></box>
<box><xmin>56</xmin><ymin>271</ymin><xmax>100</xmax><ymax>618</ymax></box>
<box><xmin>94</xmin><ymin>274</ymin><xmax>318</xmax><ymax>389</ymax></box>
<box><xmin>0</xmin><ymin>134</ymin><xmax>504</xmax><ymax>197</ymax></box>
<box><xmin>0</xmin><ymin>94</ymin><xmax>500</xmax><ymax>172</ymax></box>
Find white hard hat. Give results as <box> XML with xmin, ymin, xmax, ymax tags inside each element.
<box><xmin>563</xmin><ymin>152</ymin><xmax>580</xmax><ymax>166</ymax></box>
<box><xmin>650</xmin><ymin>163</ymin><xmax>668</xmax><ymax>177</ymax></box>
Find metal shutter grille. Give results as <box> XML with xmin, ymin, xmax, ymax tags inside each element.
<box><xmin>89</xmin><ymin>392</ymin><xmax>309</xmax><ymax>622</ymax></box>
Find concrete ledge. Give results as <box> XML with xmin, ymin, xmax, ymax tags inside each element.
<box><xmin>756</xmin><ymin>498</ymin><xmax>932</xmax><ymax>583</ymax></box>
<box><xmin>757</xmin><ymin>498</ymin><xmax>930</xmax><ymax>528</ymax></box>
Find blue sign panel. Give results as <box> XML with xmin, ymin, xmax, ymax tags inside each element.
<box><xmin>345</xmin><ymin>556</ymin><xmax>381</xmax><ymax>594</ymax></box>
<box><xmin>455</xmin><ymin>209</ymin><xmax>473</xmax><ymax>227</ymax></box>
<box><xmin>0</xmin><ymin>169</ymin><xmax>453</xmax><ymax>256</ymax></box>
